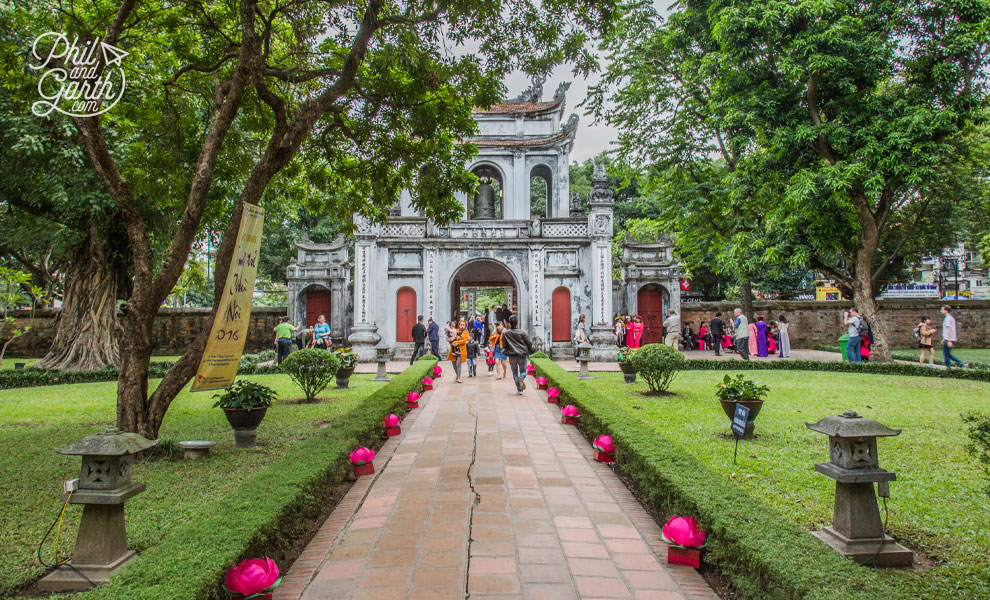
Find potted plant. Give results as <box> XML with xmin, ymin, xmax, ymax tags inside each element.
<box><xmin>617</xmin><ymin>347</ymin><xmax>636</xmax><ymax>383</ymax></box>
<box><xmin>715</xmin><ymin>373</ymin><xmax>769</xmax><ymax>438</ymax></box>
<box><xmin>334</xmin><ymin>347</ymin><xmax>358</xmax><ymax>389</ymax></box>
<box><xmin>213</xmin><ymin>380</ymin><xmax>277</xmax><ymax>448</ymax></box>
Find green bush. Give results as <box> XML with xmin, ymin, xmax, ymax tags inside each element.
<box><xmin>530</xmin><ymin>351</ymin><xmax>548</xmax><ymax>359</ymax></box>
<box><xmin>630</xmin><ymin>343</ymin><xmax>684</xmax><ymax>393</ymax></box>
<box><xmin>962</xmin><ymin>412</ymin><xmax>990</xmax><ymax>497</ymax></box>
<box><xmin>280</xmin><ymin>349</ymin><xmax>341</xmax><ymax>402</ymax></box>
<box><xmin>239</xmin><ymin>350</ymin><xmax>276</xmax><ymax>369</ymax></box>
<box><xmin>84</xmin><ymin>358</ymin><xmax>435</xmax><ymax>600</ymax></box>
<box><xmin>714</xmin><ymin>373</ymin><xmax>769</xmax><ymax>402</ymax></box>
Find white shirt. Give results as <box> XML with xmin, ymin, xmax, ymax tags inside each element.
<box><xmin>942</xmin><ymin>314</ymin><xmax>957</xmax><ymax>342</ymax></box>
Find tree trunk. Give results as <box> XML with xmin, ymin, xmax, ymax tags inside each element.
<box><xmin>36</xmin><ymin>233</ymin><xmax>130</xmax><ymax>370</ymax></box>
<box><xmin>848</xmin><ymin>194</ymin><xmax>892</xmax><ymax>362</ymax></box>
<box><xmin>739</xmin><ymin>280</ymin><xmax>755</xmax><ymax>319</ymax></box>
<box><xmin>115</xmin><ymin>304</ymin><xmax>157</xmax><ymax>439</ymax></box>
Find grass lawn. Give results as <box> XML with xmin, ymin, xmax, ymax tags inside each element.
<box><xmin>0</xmin><ymin>373</ymin><xmax>386</xmax><ymax>595</ymax></box>
<box><xmin>891</xmin><ymin>347</ymin><xmax>990</xmax><ymax>366</ymax></box>
<box><xmin>0</xmin><ymin>355</ymin><xmax>181</xmax><ymax>370</ymax></box>
<box><xmin>591</xmin><ymin>370</ymin><xmax>990</xmax><ymax>598</ymax></box>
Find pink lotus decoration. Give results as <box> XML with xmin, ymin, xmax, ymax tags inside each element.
<box><xmin>422</xmin><ymin>377</ymin><xmax>433</xmax><ymax>386</ymax></box>
<box><xmin>526</xmin><ymin>364</ymin><xmax>535</xmax><ymax>374</ymax></box>
<box><xmin>407</xmin><ymin>391</ymin><xmax>420</xmax><ymax>403</ymax></box>
<box><xmin>561</xmin><ymin>405</ymin><xmax>580</xmax><ymax>418</ymax></box>
<box><xmin>662</xmin><ymin>516</ymin><xmax>707</xmax><ymax>549</ymax></box>
<box><xmin>593</xmin><ymin>435</ymin><xmax>615</xmax><ymax>453</ymax></box>
<box><xmin>224</xmin><ymin>557</ymin><xmax>281</xmax><ymax>598</ymax></box>
<box><xmin>383</xmin><ymin>414</ymin><xmax>400</xmax><ymax>428</ymax></box>
<box><xmin>348</xmin><ymin>447</ymin><xmax>376</xmax><ymax>465</ymax></box>
<box><xmin>547</xmin><ymin>387</ymin><xmax>560</xmax><ymax>399</ymax></box>
<box><xmin>536</xmin><ymin>377</ymin><xmax>547</xmax><ymax>386</ymax></box>
<box><xmin>433</xmin><ymin>365</ymin><xmax>442</xmax><ymax>376</ymax></box>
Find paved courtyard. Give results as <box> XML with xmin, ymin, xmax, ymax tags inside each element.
<box><xmin>274</xmin><ymin>373</ymin><xmax>718</xmax><ymax>600</ymax></box>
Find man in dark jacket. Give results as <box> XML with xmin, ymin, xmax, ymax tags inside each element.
<box><xmin>501</xmin><ymin>315</ymin><xmax>536</xmax><ymax>394</ymax></box>
<box><xmin>410</xmin><ymin>315</ymin><xmax>427</xmax><ymax>364</ymax></box>
<box><xmin>710</xmin><ymin>312</ymin><xmax>724</xmax><ymax>356</ymax></box>
<box><xmin>427</xmin><ymin>317</ymin><xmax>440</xmax><ymax>358</ymax></box>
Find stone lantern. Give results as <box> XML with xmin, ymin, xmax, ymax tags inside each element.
<box><xmin>373</xmin><ymin>342</ymin><xmax>391</xmax><ymax>382</ymax></box>
<box><xmin>805</xmin><ymin>411</ymin><xmax>913</xmax><ymax>566</ymax></box>
<box><xmin>577</xmin><ymin>342</ymin><xmax>593</xmax><ymax>380</ymax></box>
<box><xmin>39</xmin><ymin>428</ymin><xmax>156</xmax><ymax>592</ymax></box>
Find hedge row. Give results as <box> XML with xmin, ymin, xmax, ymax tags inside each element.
<box><xmin>680</xmin><ymin>357</ymin><xmax>990</xmax><ymax>382</ymax></box>
<box><xmin>814</xmin><ymin>344</ymin><xmax>990</xmax><ymax>370</ymax></box>
<box><xmin>5</xmin><ymin>349</ymin><xmax>987</xmax><ymax>390</ymax></box>
<box><xmin>0</xmin><ymin>361</ymin><xmax>285</xmax><ymax>389</ymax></box>
<box><xmin>82</xmin><ymin>356</ymin><xmax>437</xmax><ymax>600</ymax></box>
<box><xmin>531</xmin><ymin>357</ymin><xmax>924</xmax><ymax>600</ymax></box>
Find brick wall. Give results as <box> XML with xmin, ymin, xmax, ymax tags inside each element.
<box><xmin>679</xmin><ymin>299</ymin><xmax>990</xmax><ymax>348</ymax></box>
<box><xmin>2</xmin><ymin>306</ymin><xmax>287</xmax><ymax>358</ymax></box>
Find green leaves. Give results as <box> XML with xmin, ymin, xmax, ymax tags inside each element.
<box><xmin>212</xmin><ymin>380</ymin><xmax>278</xmax><ymax>410</ymax></box>
<box><xmin>280</xmin><ymin>348</ymin><xmax>342</xmax><ymax>402</ymax></box>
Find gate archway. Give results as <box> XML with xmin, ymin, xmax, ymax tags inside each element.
<box><xmin>450</xmin><ymin>259</ymin><xmax>517</xmax><ymax>323</ymax></box>
<box><xmin>637</xmin><ymin>285</ymin><xmax>666</xmax><ymax>345</ymax></box>
<box><xmin>304</xmin><ymin>285</ymin><xmax>331</xmax><ymax>328</ymax></box>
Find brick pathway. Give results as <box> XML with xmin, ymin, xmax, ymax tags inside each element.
<box><xmin>275</xmin><ymin>373</ymin><xmax>718</xmax><ymax>600</ymax></box>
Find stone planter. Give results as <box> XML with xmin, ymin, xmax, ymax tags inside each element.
<box><xmin>618</xmin><ymin>361</ymin><xmax>637</xmax><ymax>384</ymax></box>
<box><xmin>335</xmin><ymin>365</ymin><xmax>356</xmax><ymax>389</ymax></box>
<box><xmin>222</xmin><ymin>408</ymin><xmax>268</xmax><ymax>449</ymax></box>
<box><xmin>718</xmin><ymin>400</ymin><xmax>763</xmax><ymax>439</ymax></box>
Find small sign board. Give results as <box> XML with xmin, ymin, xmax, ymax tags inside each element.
<box><xmin>731</xmin><ymin>404</ymin><xmax>750</xmax><ymax>438</ymax></box>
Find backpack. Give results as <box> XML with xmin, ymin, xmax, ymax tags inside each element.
<box><xmin>856</xmin><ymin>317</ymin><xmax>870</xmax><ymax>337</ymax></box>
<box><xmin>913</xmin><ymin>325</ymin><xmax>921</xmax><ymax>340</ymax></box>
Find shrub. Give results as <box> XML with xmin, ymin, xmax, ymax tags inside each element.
<box><xmin>962</xmin><ymin>412</ymin><xmax>990</xmax><ymax>497</ymax></box>
<box><xmin>280</xmin><ymin>349</ymin><xmax>341</xmax><ymax>402</ymax></box>
<box><xmin>239</xmin><ymin>350</ymin><xmax>276</xmax><ymax>369</ymax></box>
<box><xmin>630</xmin><ymin>343</ymin><xmax>685</xmax><ymax>393</ymax></box>
<box><xmin>213</xmin><ymin>380</ymin><xmax>278</xmax><ymax>410</ymax></box>
<box><xmin>530</xmin><ymin>351</ymin><xmax>548</xmax><ymax>359</ymax></box>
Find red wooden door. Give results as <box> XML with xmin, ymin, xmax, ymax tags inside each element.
<box><xmin>305</xmin><ymin>289</ymin><xmax>331</xmax><ymax>327</ymax></box>
<box><xmin>396</xmin><ymin>287</ymin><xmax>417</xmax><ymax>342</ymax></box>
<box><xmin>638</xmin><ymin>287</ymin><xmax>664</xmax><ymax>345</ymax></box>
<box><xmin>551</xmin><ymin>287</ymin><xmax>571</xmax><ymax>342</ymax></box>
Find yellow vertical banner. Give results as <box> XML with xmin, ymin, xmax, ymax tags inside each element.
<box><xmin>191</xmin><ymin>203</ymin><xmax>265</xmax><ymax>392</ymax></box>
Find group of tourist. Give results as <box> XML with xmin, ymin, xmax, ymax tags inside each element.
<box><xmin>272</xmin><ymin>314</ymin><xmax>334</xmax><ymax>365</ymax></box>
<box><xmin>915</xmin><ymin>305</ymin><xmax>968</xmax><ymax>368</ymax></box>
<box><xmin>613</xmin><ymin>315</ymin><xmax>645</xmax><ymax>349</ymax></box>
<box><xmin>442</xmin><ymin>314</ymin><xmax>536</xmax><ymax>392</ymax></box>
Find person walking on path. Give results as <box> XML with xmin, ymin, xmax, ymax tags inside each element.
<box><xmin>918</xmin><ymin>316</ymin><xmax>936</xmax><ymax>365</ymax></box>
<box><xmin>502</xmin><ymin>315</ymin><xmax>537</xmax><ymax>395</ymax></box>
<box><xmin>490</xmin><ymin>323</ymin><xmax>508</xmax><ymax>380</ymax></box>
<box><xmin>733</xmin><ymin>308</ymin><xmax>750</xmax><ymax>360</ymax></box>
<box><xmin>274</xmin><ymin>317</ymin><xmax>301</xmax><ymax>365</ymax></box>
<box><xmin>941</xmin><ymin>305</ymin><xmax>966</xmax><ymax>368</ymax></box>
<box><xmin>778</xmin><ymin>314</ymin><xmax>791</xmax><ymax>358</ymax></box>
<box><xmin>663</xmin><ymin>309</ymin><xmax>680</xmax><ymax>348</ymax></box>
<box><xmin>844</xmin><ymin>308</ymin><xmax>865</xmax><ymax>363</ymax></box>
<box><xmin>574</xmin><ymin>314</ymin><xmax>588</xmax><ymax>357</ymax></box>
<box><xmin>466</xmin><ymin>336</ymin><xmax>480</xmax><ymax>377</ymax></box>
<box><xmin>484</xmin><ymin>305</ymin><xmax>493</xmax><ymax>341</ymax></box>
<box><xmin>427</xmin><ymin>317</ymin><xmax>440</xmax><ymax>358</ymax></box>
<box><xmin>410</xmin><ymin>315</ymin><xmax>427</xmax><ymax>364</ymax></box>
<box><xmin>710</xmin><ymin>312</ymin><xmax>724</xmax><ymax>356</ymax></box>
<box><xmin>447</xmin><ymin>320</ymin><xmax>470</xmax><ymax>383</ymax></box>
<box><xmin>756</xmin><ymin>315</ymin><xmax>768</xmax><ymax>357</ymax></box>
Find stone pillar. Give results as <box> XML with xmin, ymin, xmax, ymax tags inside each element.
<box><xmin>425</xmin><ymin>247</ymin><xmax>438</xmax><ymax>322</ymax></box>
<box><xmin>347</xmin><ymin>216</ymin><xmax>380</xmax><ymax>362</ymax></box>
<box><xmin>587</xmin><ymin>160</ymin><xmax>617</xmax><ymax>361</ymax></box>
<box><xmin>467</xmin><ymin>289</ymin><xmax>476</xmax><ymax>318</ymax></box>
<box><xmin>511</xmin><ymin>149</ymin><xmax>526</xmax><ymax>219</ymax></box>
<box><xmin>530</xmin><ymin>245</ymin><xmax>545</xmax><ymax>347</ymax></box>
